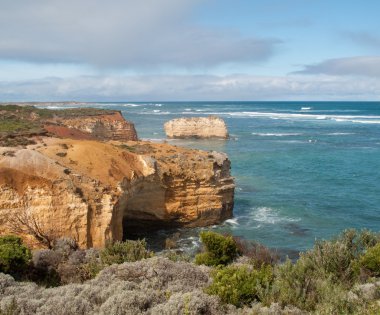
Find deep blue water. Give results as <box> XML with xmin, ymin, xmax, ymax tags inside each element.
<box><xmin>43</xmin><ymin>102</ymin><xmax>380</xmax><ymax>254</ymax></box>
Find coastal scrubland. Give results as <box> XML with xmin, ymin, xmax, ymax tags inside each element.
<box><xmin>0</xmin><ymin>105</ymin><xmax>122</xmax><ymax>146</ymax></box>
<box><xmin>1</xmin><ymin>230</ymin><xmax>380</xmax><ymax>315</ymax></box>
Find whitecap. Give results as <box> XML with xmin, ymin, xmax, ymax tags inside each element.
<box><xmin>252</xmin><ymin>133</ymin><xmax>302</xmax><ymax>137</ymax></box>
<box><xmin>45</xmin><ymin>106</ymin><xmax>66</xmax><ymax>109</ymax></box>
<box><xmin>325</xmin><ymin>132</ymin><xmax>355</xmax><ymax>136</ymax></box>
<box><xmin>224</xmin><ymin>218</ymin><xmax>239</xmax><ymax>226</ymax></box>
<box><xmin>355</xmin><ymin>120</ymin><xmax>380</xmax><ymax>124</ymax></box>
<box><xmin>122</xmin><ymin>103</ymin><xmax>140</xmax><ymax>107</ymax></box>
<box><xmin>141</xmin><ymin>138</ymin><xmax>165</xmax><ymax>142</ymax></box>
<box><xmin>251</xmin><ymin>207</ymin><xmax>300</xmax><ymax>225</ymax></box>
<box><xmin>204</xmin><ymin>111</ymin><xmax>380</xmax><ymax>124</ymax></box>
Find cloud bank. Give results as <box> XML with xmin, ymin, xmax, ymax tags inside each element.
<box><xmin>1</xmin><ymin>74</ymin><xmax>379</xmax><ymax>101</ymax></box>
<box><xmin>293</xmin><ymin>56</ymin><xmax>380</xmax><ymax>77</ymax></box>
<box><xmin>0</xmin><ymin>0</ymin><xmax>278</xmax><ymax>69</ymax></box>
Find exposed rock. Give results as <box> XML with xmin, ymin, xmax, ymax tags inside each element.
<box><xmin>58</xmin><ymin>111</ymin><xmax>138</xmax><ymax>141</ymax></box>
<box><xmin>0</xmin><ymin>139</ymin><xmax>234</xmax><ymax>248</ymax></box>
<box><xmin>164</xmin><ymin>116</ymin><xmax>228</xmax><ymax>139</ymax></box>
<box><xmin>352</xmin><ymin>282</ymin><xmax>380</xmax><ymax>301</ymax></box>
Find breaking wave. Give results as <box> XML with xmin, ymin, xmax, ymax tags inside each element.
<box><xmin>252</xmin><ymin>133</ymin><xmax>302</xmax><ymax>137</ymax></box>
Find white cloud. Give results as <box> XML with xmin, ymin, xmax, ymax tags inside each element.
<box><xmin>1</xmin><ymin>74</ymin><xmax>379</xmax><ymax>101</ymax></box>
<box><xmin>0</xmin><ymin>0</ymin><xmax>278</xmax><ymax>69</ymax></box>
<box><xmin>293</xmin><ymin>56</ymin><xmax>380</xmax><ymax>77</ymax></box>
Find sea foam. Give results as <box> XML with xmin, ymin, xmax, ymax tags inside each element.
<box><xmin>251</xmin><ymin>207</ymin><xmax>301</xmax><ymax>225</ymax></box>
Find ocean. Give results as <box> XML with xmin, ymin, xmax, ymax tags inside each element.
<box><xmin>41</xmin><ymin>101</ymin><xmax>380</xmax><ymax>256</ymax></box>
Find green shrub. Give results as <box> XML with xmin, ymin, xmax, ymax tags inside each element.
<box><xmin>100</xmin><ymin>239</ymin><xmax>153</xmax><ymax>265</ymax></box>
<box><xmin>205</xmin><ymin>264</ymin><xmax>273</xmax><ymax>307</ymax></box>
<box><xmin>290</xmin><ymin>229</ymin><xmax>380</xmax><ymax>287</ymax></box>
<box><xmin>163</xmin><ymin>250</ymin><xmax>192</xmax><ymax>263</ymax></box>
<box><xmin>271</xmin><ymin>258</ymin><xmax>329</xmax><ymax>310</ymax></box>
<box><xmin>195</xmin><ymin>231</ymin><xmax>240</xmax><ymax>266</ymax></box>
<box><xmin>0</xmin><ymin>235</ymin><xmax>31</xmax><ymax>277</ymax></box>
<box><xmin>266</xmin><ymin>229</ymin><xmax>380</xmax><ymax>312</ymax></box>
<box><xmin>79</xmin><ymin>260</ymin><xmax>103</xmax><ymax>281</ymax></box>
<box><xmin>359</xmin><ymin>243</ymin><xmax>380</xmax><ymax>276</ymax></box>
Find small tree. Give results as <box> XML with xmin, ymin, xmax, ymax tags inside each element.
<box><xmin>195</xmin><ymin>231</ymin><xmax>240</xmax><ymax>266</ymax></box>
<box><xmin>0</xmin><ymin>235</ymin><xmax>31</xmax><ymax>277</ymax></box>
<box><xmin>7</xmin><ymin>208</ymin><xmax>60</xmax><ymax>249</ymax></box>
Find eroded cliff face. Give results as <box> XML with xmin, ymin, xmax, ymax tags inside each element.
<box><xmin>164</xmin><ymin>116</ymin><xmax>229</xmax><ymax>139</ymax></box>
<box><xmin>58</xmin><ymin>112</ymin><xmax>138</xmax><ymax>141</ymax></box>
<box><xmin>0</xmin><ymin>138</ymin><xmax>234</xmax><ymax>248</ymax></box>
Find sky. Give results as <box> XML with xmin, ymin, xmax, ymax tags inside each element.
<box><xmin>0</xmin><ymin>0</ymin><xmax>380</xmax><ymax>101</ymax></box>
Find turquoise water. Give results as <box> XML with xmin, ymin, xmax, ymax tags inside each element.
<box><xmin>45</xmin><ymin>102</ymin><xmax>380</xmax><ymax>254</ymax></box>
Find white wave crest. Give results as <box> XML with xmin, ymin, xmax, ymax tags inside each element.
<box><xmin>204</xmin><ymin>111</ymin><xmax>380</xmax><ymax>124</ymax></box>
<box><xmin>325</xmin><ymin>132</ymin><xmax>355</xmax><ymax>135</ymax></box>
<box><xmin>252</xmin><ymin>132</ymin><xmax>302</xmax><ymax>137</ymax></box>
<box><xmin>224</xmin><ymin>218</ymin><xmax>239</xmax><ymax>226</ymax></box>
<box><xmin>252</xmin><ymin>207</ymin><xmax>300</xmax><ymax>225</ymax></box>
<box><xmin>122</xmin><ymin>103</ymin><xmax>141</xmax><ymax>107</ymax></box>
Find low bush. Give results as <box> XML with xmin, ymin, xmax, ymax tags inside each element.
<box><xmin>265</xmin><ymin>229</ymin><xmax>380</xmax><ymax>313</ymax></box>
<box><xmin>233</xmin><ymin>236</ymin><xmax>279</xmax><ymax>267</ymax></box>
<box><xmin>359</xmin><ymin>243</ymin><xmax>380</xmax><ymax>277</ymax></box>
<box><xmin>27</xmin><ymin>238</ymin><xmax>154</xmax><ymax>286</ymax></box>
<box><xmin>162</xmin><ymin>250</ymin><xmax>192</xmax><ymax>263</ymax></box>
<box><xmin>287</xmin><ymin>229</ymin><xmax>380</xmax><ymax>288</ymax></box>
<box><xmin>205</xmin><ymin>264</ymin><xmax>273</xmax><ymax>307</ymax></box>
<box><xmin>100</xmin><ymin>239</ymin><xmax>153</xmax><ymax>265</ymax></box>
<box><xmin>0</xmin><ymin>235</ymin><xmax>31</xmax><ymax>278</ymax></box>
<box><xmin>195</xmin><ymin>231</ymin><xmax>240</xmax><ymax>266</ymax></box>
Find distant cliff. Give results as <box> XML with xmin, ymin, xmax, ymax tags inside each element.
<box><xmin>164</xmin><ymin>116</ymin><xmax>229</xmax><ymax>139</ymax></box>
<box><xmin>0</xmin><ymin>105</ymin><xmax>138</xmax><ymax>146</ymax></box>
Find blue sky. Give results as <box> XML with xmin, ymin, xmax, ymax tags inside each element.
<box><xmin>0</xmin><ymin>0</ymin><xmax>379</xmax><ymax>101</ymax></box>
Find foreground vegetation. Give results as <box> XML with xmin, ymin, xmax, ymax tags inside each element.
<box><xmin>1</xmin><ymin>230</ymin><xmax>380</xmax><ymax>314</ymax></box>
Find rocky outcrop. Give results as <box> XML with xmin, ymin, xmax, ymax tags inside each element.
<box><xmin>0</xmin><ymin>138</ymin><xmax>234</xmax><ymax>248</ymax></box>
<box><xmin>164</xmin><ymin>116</ymin><xmax>228</xmax><ymax>139</ymax></box>
<box><xmin>59</xmin><ymin>112</ymin><xmax>138</xmax><ymax>141</ymax></box>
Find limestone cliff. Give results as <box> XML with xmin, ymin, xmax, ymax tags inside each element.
<box><xmin>57</xmin><ymin>111</ymin><xmax>138</xmax><ymax>141</ymax></box>
<box><xmin>0</xmin><ymin>139</ymin><xmax>234</xmax><ymax>248</ymax></box>
<box><xmin>164</xmin><ymin>116</ymin><xmax>229</xmax><ymax>139</ymax></box>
